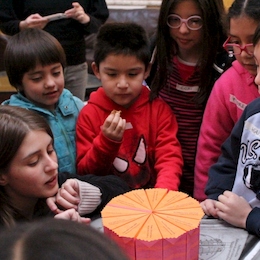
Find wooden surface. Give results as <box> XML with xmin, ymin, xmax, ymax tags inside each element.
<box><xmin>0</xmin><ymin>71</ymin><xmax>15</xmax><ymax>103</ymax></box>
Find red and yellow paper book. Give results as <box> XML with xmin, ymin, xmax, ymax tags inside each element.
<box><xmin>101</xmin><ymin>188</ymin><xmax>204</xmax><ymax>260</ymax></box>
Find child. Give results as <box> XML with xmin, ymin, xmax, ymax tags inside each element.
<box><xmin>0</xmin><ymin>1</ymin><xmax>109</xmax><ymax>101</ymax></box>
<box><xmin>2</xmin><ymin>28</ymin><xmax>84</xmax><ymax>174</ymax></box>
<box><xmin>147</xmin><ymin>0</ymin><xmax>232</xmax><ymax>196</ymax></box>
<box><xmin>201</xmin><ymin>24</ymin><xmax>260</xmax><ymax>238</ymax></box>
<box><xmin>0</xmin><ymin>219</ymin><xmax>129</xmax><ymax>260</ymax></box>
<box><xmin>195</xmin><ymin>0</ymin><xmax>260</xmax><ymax>202</ymax></box>
<box><xmin>76</xmin><ymin>22</ymin><xmax>183</xmax><ymax>190</ymax></box>
<box><xmin>0</xmin><ymin>105</ymin><xmax>129</xmax><ymax>227</ymax></box>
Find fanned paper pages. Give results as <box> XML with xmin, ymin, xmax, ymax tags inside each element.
<box><xmin>101</xmin><ymin>188</ymin><xmax>204</xmax><ymax>260</ymax></box>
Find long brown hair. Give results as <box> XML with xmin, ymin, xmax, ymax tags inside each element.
<box><xmin>150</xmin><ymin>0</ymin><xmax>226</xmax><ymax>104</ymax></box>
<box><xmin>0</xmin><ymin>105</ymin><xmax>53</xmax><ymax>227</ymax></box>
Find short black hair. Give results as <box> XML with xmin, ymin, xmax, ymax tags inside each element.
<box><xmin>4</xmin><ymin>28</ymin><xmax>66</xmax><ymax>90</ymax></box>
<box><xmin>93</xmin><ymin>22</ymin><xmax>151</xmax><ymax>69</ymax></box>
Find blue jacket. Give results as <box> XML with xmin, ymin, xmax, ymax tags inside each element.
<box><xmin>205</xmin><ymin>97</ymin><xmax>260</xmax><ymax>237</ymax></box>
<box><xmin>2</xmin><ymin>89</ymin><xmax>84</xmax><ymax>174</ymax></box>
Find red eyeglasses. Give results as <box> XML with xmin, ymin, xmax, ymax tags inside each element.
<box><xmin>223</xmin><ymin>37</ymin><xmax>254</xmax><ymax>57</ymax></box>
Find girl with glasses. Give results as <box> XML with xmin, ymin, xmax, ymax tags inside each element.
<box><xmin>148</xmin><ymin>0</ymin><xmax>231</xmax><ymax>197</ymax></box>
<box><xmin>201</xmin><ymin>24</ymin><xmax>260</xmax><ymax>238</ymax></box>
<box><xmin>195</xmin><ymin>0</ymin><xmax>260</xmax><ymax>202</ymax></box>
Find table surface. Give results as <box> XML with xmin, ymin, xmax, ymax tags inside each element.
<box><xmin>90</xmin><ymin>218</ymin><xmax>260</xmax><ymax>260</ymax></box>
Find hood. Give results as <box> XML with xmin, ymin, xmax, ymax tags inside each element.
<box><xmin>87</xmin><ymin>86</ymin><xmax>151</xmax><ymax>113</ymax></box>
<box><xmin>2</xmin><ymin>89</ymin><xmax>77</xmax><ymax>116</ymax></box>
<box><xmin>2</xmin><ymin>92</ymin><xmax>36</xmax><ymax>108</ymax></box>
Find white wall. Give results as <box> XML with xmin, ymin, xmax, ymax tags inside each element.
<box><xmin>105</xmin><ymin>0</ymin><xmax>162</xmax><ymax>8</ymax></box>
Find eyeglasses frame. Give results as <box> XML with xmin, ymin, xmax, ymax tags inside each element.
<box><xmin>223</xmin><ymin>37</ymin><xmax>254</xmax><ymax>56</ymax></box>
<box><xmin>167</xmin><ymin>14</ymin><xmax>203</xmax><ymax>31</ymax></box>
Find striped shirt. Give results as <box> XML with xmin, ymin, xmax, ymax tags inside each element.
<box><xmin>159</xmin><ymin>56</ymin><xmax>204</xmax><ymax>195</ymax></box>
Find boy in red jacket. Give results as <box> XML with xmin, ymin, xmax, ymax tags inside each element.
<box><xmin>76</xmin><ymin>22</ymin><xmax>183</xmax><ymax>190</ymax></box>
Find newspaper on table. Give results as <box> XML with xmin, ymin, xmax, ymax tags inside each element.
<box><xmin>199</xmin><ymin>218</ymin><xmax>250</xmax><ymax>260</ymax></box>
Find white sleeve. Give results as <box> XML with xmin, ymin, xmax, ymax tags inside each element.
<box><xmin>76</xmin><ymin>179</ymin><xmax>102</xmax><ymax>215</ymax></box>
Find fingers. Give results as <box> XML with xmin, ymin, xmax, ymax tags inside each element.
<box><xmin>217</xmin><ymin>191</ymin><xmax>240</xmax><ymax>209</ymax></box>
<box><xmin>61</xmin><ymin>179</ymin><xmax>79</xmax><ymax>196</ymax></box>
<box><xmin>56</xmin><ymin>185</ymin><xmax>80</xmax><ymax>210</ymax></box>
<box><xmin>54</xmin><ymin>209</ymin><xmax>78</xmax><ymax>220</ymax></box>
<box><xmin>111</xmin><ymin>111</ymin><xmax>125</xmax><ymax>128</ymax></box>
<box><xmin>46</xmin><ymin>197</ymin><xmax>63</xmax><ymax>214</ymax></box>
<box><xmin>64</xmin><ymin>2</ymin><xmax>90</xmax><ymax>24</ymax></box>
<box><xmin>200</xmin><ymin>201</ymin><xmax>209</xmax><ymax>215</ymax></box>
<box><xmin>81</xmin><ymin>217</ymin><xmax>91</xmax><ymax>224</ymax></box>
<box><xmin>102</xmin><ymin>112</ymin><xmax>126</xmax><ymax>141</ymax></box>
<box><xmin>72</xmin><ymin>2</ymin><xmax>80</xmax><ymax>8</ymax></box>
<box><xmin>214</xmin><ymin>192</ymin><xmax>236</xmax><ymax>216</ymax></box>
<box><xmin>22</xmin><ymin>14</ymin><xmax>49</xmax><ymax>29</ymax></box>
<box><xmin>215</xmin><ymin>191</ymin><xmax>252</xmax><ymax>228</ymax></box>
<box><xmin>54</xmin><ymin>209</ymin><xmax>91</xmax><ymax>224</ymax></box>
<box><xmin>46</xmin><ymin>197</ymin><xmax>59</xmax><ymax>213</ymax></box>
<box><xmin>47</xmin><ymin>179</ymin><xmax>80</xmax><ymax>214</ymax></box>
<box><xmin>103</xmin><ymin>111</ymin><xmax>121</xmax><ymax>128</ymax></box>
<box><xmin>200</xmin><ymin>199</ymin><xmax>219</xmax><ymax>218</ymax></box>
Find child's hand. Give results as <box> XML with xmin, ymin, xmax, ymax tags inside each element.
<box><xmin>54</xmin><ymin>208</ymin><xmax>91</xmax><ymax>224</ymax></box>
<box><xmin>200</xmin><ymin>199</ymin><xmax>219</xmax><ymax>218</ymax></box>
<box><xmin>101</xmin><ymin>111</ymin><xmax>126</xmax><ymax>142</ymax></box>
<box><xmin>46</xmin><ymin>179</ymin><xmax>80</xmax><ymax>213</ymax></box>
<box><xmin>65</xmin><ymin>2</ymin><xmax>90</xmax><ymax>24</ymax></box>
<box><xmin>216</xmin><ymin>191</ymin><xmax>252</xmax><ymax>228</ymax></box>
<box><xmin>20</xmin><ymin>14</ymin><xmax>49</xmax><ymax>30</ymax></box>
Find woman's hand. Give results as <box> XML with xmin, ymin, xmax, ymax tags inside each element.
<box><xmin>55</xmin><ymin>208</ymin><xmax>91</xmax><ymax>224</ymax></box>
<box><xmin>65</xmin><ymin>2</ymin><xmax>90</xmax><ymax>24</ymax></box>
<box><xmin>101</xmin><ymin>111</ymin><xmax>126</xmax><ymax>142</ymax></box>
<box><xmin>216</xmin><ymin>191</ymin><xmax>252</xmax><ymax>228</ymax></box>
<box><xmin>46</xmin><ymin>179</ymin><xmax>80</xmax><ymax>214</ymax></box>
<box><xmin>19</xmin><ymin>14</ymin><xmax>49</xmax><ymax>30</ymax></box>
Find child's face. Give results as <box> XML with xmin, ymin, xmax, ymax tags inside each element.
<box><xmin>22</xmin><ymin>63</ymin><xmax>64</xmax><ymax>110</ymax></box>
<box><xmin>1</xmin><ymin>130</ymin><xmax>59</xmax><ymax>206</ymax></box>
<box><xmin>229</xmin><ymin>16</ymin><xmax>258</xmax><ymax>76</ymax></box>
<box><xmin>254</xmin><ymin>42</ymin><xmax>260</xmax><ymax>91</ymax></box>
<box><xmin>92</xmin><ymin>54</ymin><xmax>150</xmax><ymax>108</ymax></box>
<box><xmin>169</xmin><ymin>0</ymin><xmax>203</xmax><ymax>62</ymax></box>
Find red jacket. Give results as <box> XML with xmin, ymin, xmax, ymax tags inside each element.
<box><xmin>76</xmin><ymin>86</ymin><xmax>183</xmax><ymax>190</ymax></box>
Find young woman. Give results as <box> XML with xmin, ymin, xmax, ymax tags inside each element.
<box><xmin>0</xmin><ymin>105</ymin><xmax>129</xmax><ymax>227</ymax></box>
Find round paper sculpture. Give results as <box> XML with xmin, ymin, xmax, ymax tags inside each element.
<box><xmin>101</xmin><ymin>188</ymin><xmax>204</xmax><ymax>260</ymax></box>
